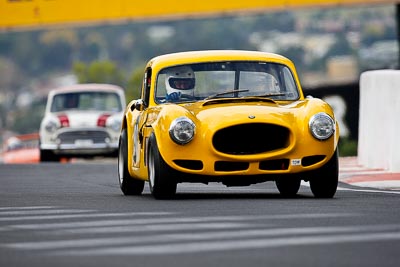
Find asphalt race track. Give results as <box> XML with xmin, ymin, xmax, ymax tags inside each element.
<box><xmin>1</xmin><ymin>162</ymin><xmax>400</xmax><ymax>267</ymax></box>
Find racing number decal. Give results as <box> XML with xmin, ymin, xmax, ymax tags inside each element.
<box><xmin>291</xmin><ymin>159</ymin><xmax>301</xmax><ymax>166</ymax></box>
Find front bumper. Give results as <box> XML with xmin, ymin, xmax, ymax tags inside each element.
<box><xmin>156</xmin><ymin>127</ymin><xmax>338</xmax><ymax>176</ymax></box>
<box><xmin>40</xmin><ymin>143</ymin><xmax>118</xmax><ymax>155</ymax></box>
<box><xmin>40</xmin><ymin>128</ymin><xmax>119</xmax><ymax>156</ymax></box>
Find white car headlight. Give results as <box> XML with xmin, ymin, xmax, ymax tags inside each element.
<box><xmin>109</xmin><ymin>119</ymin><xmax>122</xmax><ymax>132</ymax></box>
<box><xmin>309</xmin><ymin>112</ymin><xmax>335</xmax><ymax>140</ymax></box>
<box><xmin>169</xmin><ymin>117</ymin><xmax>195</xmax><ymax>145</ymax></box>
<box><xmin>45</xmin><ymin>121</ymin><xmax>58</xmax><ymax>133</ymax></box>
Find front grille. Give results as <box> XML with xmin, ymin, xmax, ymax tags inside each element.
<box><xmin>212</xmin><ymin>123</ymin><xmax>290</xmax><ymax>155</ymax></box>
<box><xmin>58</xmin><ymin>130</ymin><xmax>110</xmax><ymax>144</ymax></box>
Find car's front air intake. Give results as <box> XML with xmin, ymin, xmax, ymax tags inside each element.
<box><xmin>212</xmin><ymin>123</ymin><xmax>290</xmax><ymax>155</ymax></box>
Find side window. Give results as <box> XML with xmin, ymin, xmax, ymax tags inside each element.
<box><xmin>51</xmin><ymin>95</ymin><xmax>63</xmax><ymax>112</ymax></box>
<box><xmin>142</xmin><ymin>68</ymin><xmax>152</xmax><ymax>107</ymax></box>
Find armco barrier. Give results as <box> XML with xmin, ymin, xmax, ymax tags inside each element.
<box><xmin>358</xmin><ymin>70</ymin><xmax>400</xmax><ymax>172</ymax></box>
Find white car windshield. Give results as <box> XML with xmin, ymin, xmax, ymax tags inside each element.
<box><xmin>155</xmin><ymin>61</ymin><xmax>299</xmax><ymax>103</ymax></box>
<box><xmin>50</xmin><ymin>91</ymin><xmax>122</xmax><ymax>112</ymax></box>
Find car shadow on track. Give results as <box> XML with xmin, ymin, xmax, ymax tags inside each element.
<box><xmin>137</xmin><ymin>191</ymin><xmax>317</xmax><ymax>200</ymax></box>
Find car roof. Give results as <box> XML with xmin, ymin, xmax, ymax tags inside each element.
<box><xmin>48</xmin><ymin>83</ymin><xmax>124</xmax><ymax>96</ymax></box>
<box><xmin>146</xmin><ymin>50</ymin><xmax>294</xmax><ymax>71</ymax></box>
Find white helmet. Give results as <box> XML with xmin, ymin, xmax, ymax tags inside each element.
<box><xmin>165</xmin><ymin>65</ymin><xmax>195</xmax><ymax>96</ymax></box>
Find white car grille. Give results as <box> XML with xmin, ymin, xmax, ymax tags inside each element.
<box><xmin>57</xmin><ymin>130</ymin><xmax>110</xmax><ymax>144</ymax></box>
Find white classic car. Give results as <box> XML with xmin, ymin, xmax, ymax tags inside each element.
<box><xmin>39</xmin><ymin>84</ymin><xmax>126</xmax><ymax>162</ymax></box>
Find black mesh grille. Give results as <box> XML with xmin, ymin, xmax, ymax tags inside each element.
<box><xmin>212</xmin><ymin>123</ymin><xmax>290</xmax><ymax>155</ymax></box>
<box><xmin>58</xmin><ymin>130</ymin><xmax>109</xmax><ymax>144</ymax></box>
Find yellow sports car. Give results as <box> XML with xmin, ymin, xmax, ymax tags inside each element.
<box><xmin>118</xmin><ymin>50</ymin><xmax>339</xmax><ymax>199</ymax></box>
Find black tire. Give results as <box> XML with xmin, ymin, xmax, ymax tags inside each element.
<box><xmin>118</xmin><ymin>129</ymin><xmax>145</xmax><ymax>195</ymax></box>
<box><xmin>148</xmin><ymin>133</ymin><xmax>177</xmax><ymax>199</ymax></box>
<box><xmin>40</xmin><ymin>149</ymin><xmax>60</xmax><ymax>162</ymax></box>
<box><xmin>275</xmin><ymin>177</ymin><xmax>301</xmax><ymax>197</ymax></box>
<box><xmin>309</xmin><ymin>149</ymin><xmax>339</xmax><ymax>198</ymax></box>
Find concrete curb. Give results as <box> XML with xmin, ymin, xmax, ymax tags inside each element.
<box><xmin>339</xmin><ymin>157</ymin><xmax>400</xmax><ymax>190</ymax></box>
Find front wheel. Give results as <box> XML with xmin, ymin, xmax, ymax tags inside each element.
<box><xmin>148</xmin><ymin>134</ymin><xmax>177</xmax><ymax>199</ymax></box>
<box><xmin>275</xmin><ymin>177</ymin><xmax>301</xmax><ymax>197</ymax></box>
<box><xmin>118</xmin><ymin>129</ymin><xmax>145</xmax><ymax>195</ymax></box>
<box><xmin>309</xmin><ymin>149</ymin><xmax>339</xmax><ymax>198</ymax></box>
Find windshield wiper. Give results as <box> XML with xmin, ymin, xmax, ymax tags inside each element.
<box><xmin>205</xmin><ymin>90</ymin><xmax>286</xmax><ymax>101</ymax></box>
<box><xmin>204</xmin><ymin>89</ymin><xmax>249</xmax><ymax>100</ymax></box>
<box><xmin>252</xmin><ymin>93</ymin><xmax>286</xmax><ymax>97</ymax></box>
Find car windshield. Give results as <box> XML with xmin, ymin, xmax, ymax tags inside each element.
<box><xmin>50</xmin><ymin>91</ymin><xmax>122</xmax><ymax>112</ymax></box>
<box><xmin>155</xmin><ymin>61</ymin><xmax>299</xmax><ymax>103</ymax></box>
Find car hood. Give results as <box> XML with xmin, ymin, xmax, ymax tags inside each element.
<box><xmin>150</xmin><ymin>97</ymin><xmax>334</xmax><ymax>135</ymax></box>
<box><xmin>181</xmin><ymin>98</ymin><xmax>305</xmax><ymax>126</ymax></box>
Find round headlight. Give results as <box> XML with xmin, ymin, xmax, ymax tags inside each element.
<box><xmin>169</xmin><ymin>117</ymin><xmax>195</xmax><ymax>145</ymax></box>
<box><xmin>109</xmin><ymin>119</ymin><xmax>122</xmax><ymax>132</ymax></box>
<box><xmin>45</xmin><ymin>121</ymin><xmax>58</xmax><ymax>133</ymax></box>
<box><xmin>309</xmin><ymin>113</ymin><xmax>335</xmax><ymax>140</ymax></box>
